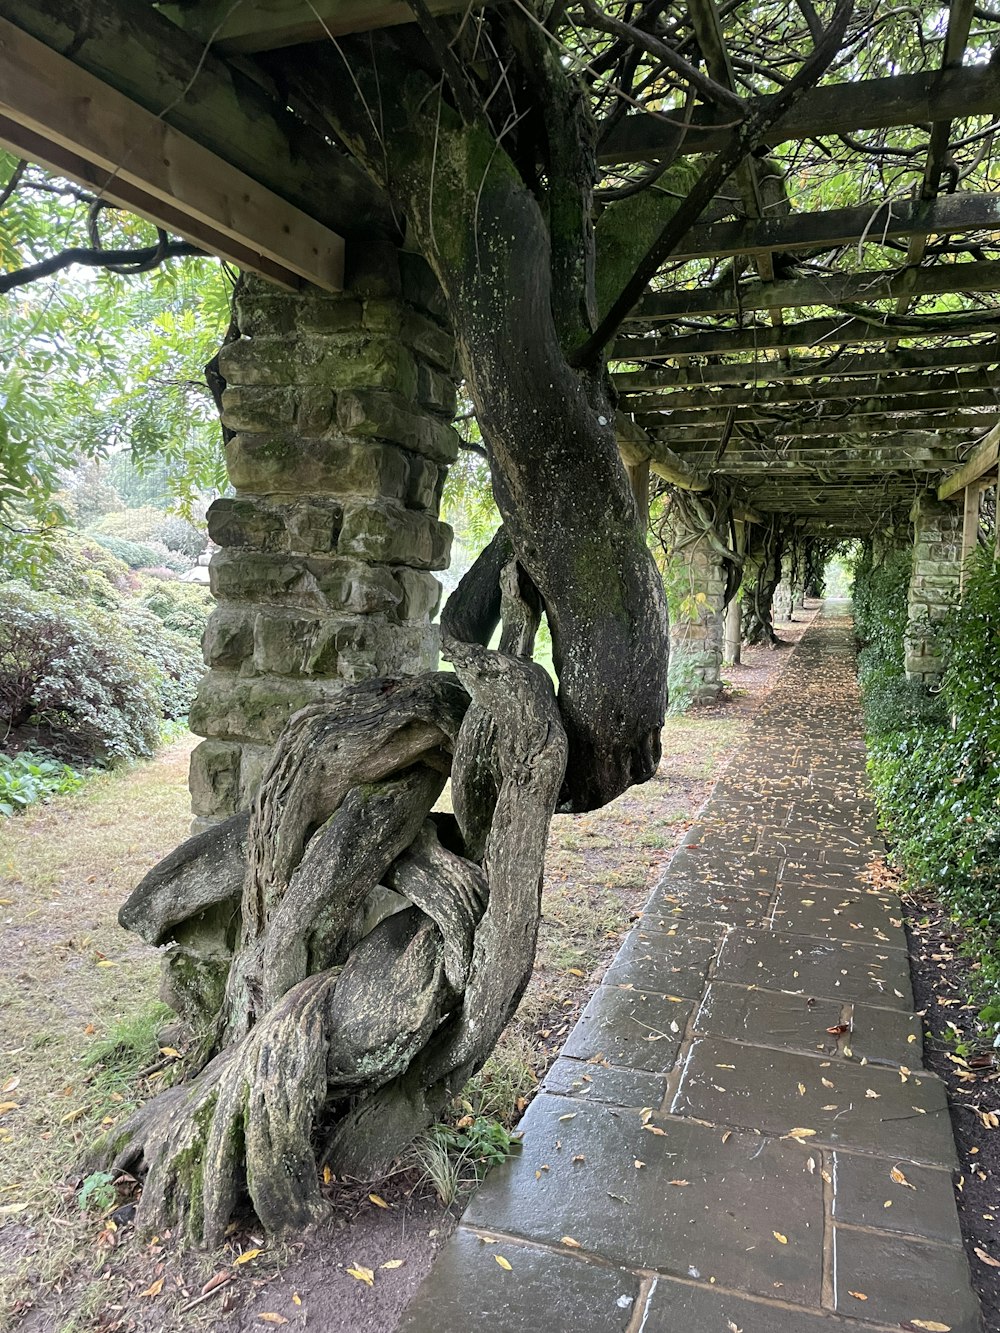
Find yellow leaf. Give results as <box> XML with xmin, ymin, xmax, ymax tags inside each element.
<box><xmin>890</xmin><ymin>1166</ymin><xmax>916</xmax><ymax>1190</ymax></box>
<box><xmin>292</xmin><ymin>1293</ymin><xmax>302</xmax><ymax>1305</ymax></box>
<box><xmin>233</xmin><ymin>1248</ymin><xmax>262</xmax><ymax>1266</ymax></box>
<box><xmin>668</xmin><ymin>1180</ymin><xmax>690</xmax><ymax>1187</ymax></box>
<box><xmin>797</xmin><ymin>1083</ymin><xmax>806</xmax><ymax>1097</ymax></box>
<box><xmin>0</xmin><ymin>1102</ymin><xmax>19</xmax><ymax>1115</ymax></box>
<box><xmin>642</xmin><ymin>1124</ymin><xmax>667</xmax><ymax>1136</ymax></box>
<box><xmin>975</xmin><ymin>1246</ymin><xmax>1000</xmax><ymax>1268</ymax></box>
<box><xmin>560</xmin><ymin>1237</ymin><xmax>581</xmax><ymax>1248</ymax></box>
<box><xmin>96</xmin><ymin>960</ymin><xmax>116</xmax><ymax>968</ymax></box>
<box><xmin>141</xmin><ymin>1278</ymin><xmax>164</xmax><ymax>1298</ymax></box>
<box><xmin>346</xmin><ymin>1265</ymin><xmax>375</xmax><ymax>1287</ymax></box>
<box><xmin>159</xmin><ymin>1047</ymin><xmax>181</xmax><ymax>1059</ymax></box>
<box><xmin>910</xmin><ymin>1323</ymin><xmax>951</xmax><ymax>1331</ymax></box>
<box><xmin>773</xmin><ymin>1232</ymin><xmax>788</xmax><ymax>1245</ymax></box>
<box><xmin>323</xmin><ymin>1166</ymin><xmax>332</xmax><ymax>1184</ymax></box>
<box><xmin>60</xmin><ymin>1107</ymin><xmax>86</xmax><ymax>1124</ymax></box>
<box><xmin>381</xmin><ymin>1259</ymin><xmax>404</xmax><ymax>1269</ymax></box>
<box><xmin>258</xmin><ymin>1316</ymin><xmax>288</xmax><ymax>1326</ymax></box>
<box><xmin>566</xmin><ymin>968</ymin><xmax>585</xmax><ymax>977</ymax></box>
<box><xmin>848</xmin><ymin>1291</ymin><xmax>867</xmax><ymax>1301</ymax></box>
<box><xmin>368</xmin><ymin>1193</ymin><xmax>389</xmax><ymax>1209</ymax></box>
<box><xmin>786</xmin><ymin>1127</ymin><xmax>817</xmax><ymax>1141</ymax></box>
<box><xmin>495</xmin><ymin>1256</ymin><xmax>512</xmax><ymax>1271</ymax></box>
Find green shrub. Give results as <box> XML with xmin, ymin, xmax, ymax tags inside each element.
<box><xmin>137</xmin><ymin>576</ymin><xmax>212</xmax><ymax>642</ymax></box>
<box><xmin>88</xmin><ymin>532</ymin><xmax>187</xmax><ymax>573</ymax></box>
<box><xmin>119</xmin><ymin>605</ymin><xmax>204</xmax><ymax>720</ymax></box>
<box><xmin>0</xmin><ymin>582</ymin><xmax>163</xmax><ymax>762</ymax></box>
<box><xmin>90</xmin><ymin>507</ymin><xmax>205</xmax><ymax>559</ymax></box>
<box><xmin>0</xmin><ymin>751</ymin><xmax>85</xmax><ymax>816</ymax></box>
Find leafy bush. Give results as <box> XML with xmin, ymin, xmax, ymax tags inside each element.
<box><xmin>854</xmin><ymin>543</ymin><xmax>1000</xmax><ymax>1035</ymax></box>
<box><xmin>137</xmin><ymin>577</ymin><xmax>212</xmax><ymax>642</ymax></box>
<box><xmin>0</xmin><ymin>582</ymin><xmax>164</xmax><ymax>762</ymax></box>
<box><xmin>88</xmin><ymin>532</ymin><xmax>187</xmax><ymax>573</ymax></box>
<box><xmin>90</xmin><ymin>506</ymin><xmax>206</xmax><ymax>559</ymax></box>
<box><xmin>119</xmin><ymin>605</ymin><xmax>204</xmax><ymax>719</ymax></box>
<box><xmin>0</xmin><ymin>751</ymin><xmax>85</xmax><ymax>816</ymax></box>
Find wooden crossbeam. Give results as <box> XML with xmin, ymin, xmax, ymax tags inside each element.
<box><xmin>0</xmin><ymin>18</ymin><xmax>345</xmax><ymax>290</ymax></box>
<box><xmin>0</xmin><ymin>0</ymin><xmax>388</xmax><ymax>240</ymax></box>
<box><xmin>668</xmin><ymin>449</ymin><xmax>964</xmax><ymax>474</ymax></box>
<box><xmin>598</xmin><ymin>65</ymin><xmax>1000</xmax><ymax>163</ymax></box>
<box><xmin>641</xmin><ymin>411</ymin><xmax>994</xmax><ymax>443</ymax></box>
<box><xmin>938</xmin><ymin>424</ymin><xmax>1000</xmax><ymax>499</ymax></box>
<box><xmin>617</xmin><ymin>309</ymin><xmax>1000</xmax><ymax>361</ymax></box>
<box><xmin>163</xmin><ymin>0</ymin><xmax>481</xmax><ymax>52</ymax></box>
<box><xmin>613</xmin><ymin>342</ymin><xmax>1000</xmax><ymax>390</ymax></box>
<box><xmin>628</xmin><ymin>260</ymin><xmax>1000</xmax><ymax>322</ymax></box>
<box><xmin>616</xmin><ymin>369</ymin><xmax>999</xmax><ymax>412</ymax></box>
<box><xmin>621</xmin><ymin>192</ymin><xmax>1000</xmax><ymax>269</ymax></box>
<box><xmin>628</xmin><ymin>388</ymin><xmax>1000</xmax><ymax>425</ymax></box>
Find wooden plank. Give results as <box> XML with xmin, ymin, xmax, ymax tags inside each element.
<box><xmin>613</xmin><ymin>344</ymin><xmax>1000</xmax><ymax>390</ymax></box>
<box><xmin>164</xmin><ymin>0</ymin><xmax>481</xmax><ymax>52</ymax></box>
<box><xmin>628</xmin><ymin>260</ymin><xmax>1000</xmax><ymax>321</ymax></box>
<box><xmin>0</xmin><ymin>0</ymin><xmax>389</xmax><ymax>238</ymax></box>
<box><xmin>617</xmin><ymin>307</ymin><xmax>1000</xmax><ymax>360</ymax></box>
<box><xmin>618</xmin><ymin>193</ymin><xmax>1000</xmax><ymax>268</ymax></box>
<box><xmin>616</xmin><ymin>369</ymin><xmax>1000</xmax><ymax>412</ymax></box>
<box><xmin>598</xmin><ymin>64</ymin><xmax>1000</xmax><ymax>162</ymax></box>
<box><xmin>938</xmin><ymin>424</ymin><xmax>1000</xmax><ymax>499</ymax></box>
<box><xmin>626</xmin><ymin>388</ymin><xmax>1000</xmax><ymax>425</ymax></box>
<box><xmin>0</xmin><ymin>17</ymin><xmax>344</xmax><ymax>290</ymax></box>
<box><xmin>960</xmin><ymin>480</ymin><xmax>983</xmax><ymax>588</ymax></box>
<box><xmin>640</xmin><ymin>411</ymin><xmax>993</xmax><ymax>443</ymax></box>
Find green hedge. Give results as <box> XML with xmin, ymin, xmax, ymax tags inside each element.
<box><xmin>854</xmin><ymin>543</ymin><xmax>1000</xmax><ymax>1032</ymax></box>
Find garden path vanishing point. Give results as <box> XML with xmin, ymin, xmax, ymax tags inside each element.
<box><xmin>399</xmin><ymin>602</ymin><xmax>982</xmax><ymax>1333</ymax></box>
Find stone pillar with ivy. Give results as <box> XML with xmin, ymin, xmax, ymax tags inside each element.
<box><xmin>188</xmin><ymin>259</ymin><xmax>458</xmax><ymax>829</ymax></box>
<box><xmin>904</xmin><ymin>489</ymin><xmax>963</xmax><ymax>686</ymax></box>
<box><xmin>666</xmin><ymin>528</ymin><xmax>728</xmax><ymax>704</ymax></box>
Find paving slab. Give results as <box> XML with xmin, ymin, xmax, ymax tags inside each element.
<box><xmin>462</xmin><ymin>1093</ymin><xmax>826</xmax><ymax>1303</ymax></box>
<box><xmin>715</xmin><ymin>927</ymin><xmax>913</xmax><ymax>1008</ymax></box>
<box><xmin>833</xmin><ymin>1226</ymin><xmax>982</xmax><ymax>1331</ymax></box>
<box><xmin>560</xmin><ymin>984</ymin><xmax>690</xmax><ymax>1072</ymax></box>
<box><xmin>396</xmin><ymin>1228</ymin><xmax>641</xmax><ymax>1333</ymax></box>
<box><xmin>832</xmin><ymin>1151</ymin><xmax>963</xmax><ymax>1243</ymax></box>
<box><xmin>672</xmin><ymin>1037</ymin><xmax>955</xmax><ymax>1165</ymax></box>
<box><xmin>398</xmin><ymin>606</ymin><xmax>980</xmax><ymax>1333</ymax></box>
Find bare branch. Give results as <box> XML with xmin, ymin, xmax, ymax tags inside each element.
<box><xmin>0</xmin><ymin>238</ymin><xmax>205</xmax><ymax>295</ymax></box>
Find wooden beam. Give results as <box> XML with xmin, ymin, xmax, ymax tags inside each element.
<box><xmin>0</xmin><ymin>18</ymin><xmax>344</xmax><ymax>290</ymax></box>
<box><xmin>0</xmin><ymin>0</ymin><xmax>389</xmax><ymax>239</ymax></box>
<box><xmin>626</xmin><ymin>388</ymin><xmax>1000</xmax><ymax>425</ymax></box>
<box><xmin>164</xmin><ymin>0</ymin><xmax>481</xmax><ymax>52</ymax></box>
<box><xmin>616</xmin><ymin>192</ymin><xmax>1000</xmax><ymax>270</ymax></box>
<box><xmin>597</xmin><ymin>64</ymin><xmax>1000</xmax><ymax>163</ymax></box>
<box><xmin>938</xmin><ymin>424</ymin><xmax>1000</xmax><ymax>499</ymax></box>
<box><xmin>628</xmin><ymin>260</ymin><xmax>1000</xmax><ymax>322</ymax></box>
<box><xmin>617</xmin><ymin>308</ymin><xmax>1000</xmax><ymax>361</ymax></box>
<box><xmin>612</xmin><ymin>342</ymin><xmax>1000</xmax><ymax>390</ymax></box>
<box><xmin>616</xmin><ymin>369</ymin><xmax>1000</xmax><ymax>412</ymax></box>
<box><xmin>616</xmin><ymin>412</ymin><xmax>710</xmax><ymax>492</ymax></box>
<box><xmin>642</xmin><ymin>411</ymin><xmax>994</xmax><ymax>443</ymax></box>
<box><xmin>669</xmin><ymin>449</ymin><xmax>964</xmax><ymax>474</ymax></box>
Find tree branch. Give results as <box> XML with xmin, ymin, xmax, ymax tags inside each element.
<box><xmin>0</xmin><ymin>238</ymin><xmax>205</xmax><ymax>295</ymax></box>
<box><xmin>571</xmin><ymin>0</ymin><xmax>856</xmax><ymax>368</ymax></box>
<box><xmin>0</xmin><ymin>158</ymin><xmax>27</xmax><ymax>212</ymax></box>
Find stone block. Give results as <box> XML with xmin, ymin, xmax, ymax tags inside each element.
<box><xmin>399</xmin><ymin>251</ymin><xmax>448</xmax><ymax>322</ymax></box>
<box><xmin>339</xmin><ymin>499</ymin><xmax>452</xmax><ymax>570</ymax></box>
<box><xmin>202</xmin><ymin>604</ymin><xmax>255</xmax><ymax>668</ymax></box>
<box><xmin>190</xmin><ymin>671</ymin><xmax>346</xmax><ymax>743</ymax></box>
<box><xmin>294</xmin><ymin>295</ymin><xmax>365</xmax><ymax>335</ymax></box>
<box><xmin>252</xmin><ymin>610</ymin><xmax>325</xmax><ymax>675</ymax></box>
<box><xmin>337</xmin><ymin>389</ymin><xmax>460</xmax><ymax>464</ymax></box>
<box><xmin>407</xmin><ymin>456</ymin><xmax>443</xmax><ymax>511</ymax></box>
<box><xmin>402</xmin><ymin>310</ymin><xmax>456</xmax><ymax>371</ymax></box>
<box><xmin>283</xmin><ymin>498</ymin><xmax>345</xmax><ymax>554</ymax></box>
<box><xmin>394</xmin><ymin>568</ymin><xmax>442</xmax><ymax>622</ymax></box>
<box><xmin>208</xmin><ymin>497</ymin><xmax>285</xmax><ymax>553</ymax></box>
<box><xmin>225</xmin><ymin>434</ymin><xmax>411</xmax><ymax>500</ymax></box>
<box><xmin>417</xmin><ymin>361</ymin><xmax>458</xmax><ymax>417</ymax></box>
<box><xmin>218</xmin><ymin>334</ymin><xmax>419</xmax><ymax>398</ymax></box>
<box><xmin>210</xmin><ymin>551</ymin><xmax>312</xmax><ymax>604</ymax></box>
<box><xmin>220</xmin><ymin>384</ymin><xmax>297</xmax><ymax>433</ymax></box>
<box><xmin>188</xmin><ymin>739</ymin><xmax>242</xmax><ymax>818</ymax></box>
<box><xmin>314</xmin><ymin>558</ymin><xmax>405</xmax><ymax>615</ymax></box>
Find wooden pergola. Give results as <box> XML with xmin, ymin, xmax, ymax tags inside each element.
<box><xmin>1</xmin><ymin>0</ymin><xmax>999</xmax><ymax>544</ymax></box>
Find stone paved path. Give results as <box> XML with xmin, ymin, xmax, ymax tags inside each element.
<box><xmin>399</xmin><ymin>604</ymin><xmax>982</xmax><ymax>1333</ymax></box>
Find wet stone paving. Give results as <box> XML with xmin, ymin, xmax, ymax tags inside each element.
<box><xmin>399</xmin><ymin>605</ymin><xmax>982</xmax><ymax>1333</ymax></box>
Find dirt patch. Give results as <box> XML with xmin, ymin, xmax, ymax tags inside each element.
<box><xmin>903</xmin><ymin>887</ymin><xmax>1000</xmax><ymax>1330</ymax></box>
<box><xmin>0</xmin><ymin>609</ymin><xmax>815</xmax><ymax>1332</ymax></box>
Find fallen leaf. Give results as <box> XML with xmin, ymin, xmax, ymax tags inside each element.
<box><xmin>566</xmin><ymin>968</ymin><xmax>585</xmax><ymax>977</ymax></box>
<box><xmin>381</xmin><ymin>1260</ymin><xmax>404</xmax><ymax>1270</ymax></box>
<box><xmin>975</xmin><ymin>1246</ymin><xmax>1000</xmax><ymax>1268</ymax></box>
<box><xmin>642</xmin><ymin>1124</ymin><xmax>667</xmax><ymax>1136</ymax></box>
<box><xmin>848</xmin><ymin>1290</ymin><xmax>868</xmax><ymax>1301</ymax></box>
<box><xmin>159</xmin><ymin>1047</ymin><xmax>181</xmax><ymax>1059</ymax></box>
<box><xmin>909</xmin><ymin>1322</ymin><xmax>951</xmax><ymax>1331</ymax></box>
<box><xmin>890</xmin><ymin>1166</ymin><xmax>916</xmax><ymax>1190</ymax></box>
<box><xmin>826</xmin><ymin>1024</ymin><xmax>850</xmax><ymax>1036</ymax></box>
<box><xmin>1</xmin><ymin>1078</ymin><xmax>19</xmax><ymax>1094</ymax></box>
<box><xmin>233</xmin><ymin>1248</ymin><xmax>262</xmax><ymax>1266</ymax></box>
<box><xmin>495</xmin><ymin>1256</ymin><xmax>512</xmax><ymax>1271</ymax></box>
<box><xmin>0</xmin><ymin>1102</ymin><xmax>19</xmax><ymax>1115</ymax></box>
<box><xmin>96</xmin><ymin>960</ymin><xmax>116</xmax><ymax>968</ymax></box>
<box><xmin>141</xmin><ymin>1278</ymin><xmax>164</xmax><ymax>1298</ymax></box>
<box><xmin>368</xmin><ymin>1194</ymin><xmax>389</xmax><ymax>1209</ymax></box>
<box><xmin>668</xmin><ymin>1179</ymin><xmax>690</xmax><ymax>1187</ymax></box>
<box><xmin>346</xmin><ymin>1265</ymin><xmax>375</xmax><ymax>1287</ymax></box>
<box><xmin>258</xmin><ymin>1316</ymin><xmax>288</xmax><ymax>1326</ymax></box>
<box><xmin>558</xmin><ymin>1113</ymin><xmax>577</xmax><ymax>1122</ymax></box>
<box><xmin>773</xmin><ymin>1232</ymin><xmax>788</xmax><ymax>1245</ymax></box>
<box><xmin>292</xmin><ymin>1293</ymin><xmax>302</xmax><ymax>1304</ymax></box>
<box><xmin>560</xmin><ymin>1236</ymin><xmax>581</xmax><ymax>1247</ymax></box>
<box><xmin>785</xmin><ymin>1127</ymin><xmax>817</xmax><ymax>1141</ymax></box>
<box><xmin>201</xmin><ymin>1272</ymin><xmax>231</xmax><ymax>1296</ymax></box>
<box><xmin>323</xmin><ymin>1165</ymin><xmax>333</xmax><ymax>1184</ymax></box>
<box><xmin>60</xmin><ymin>1107</ymin><xmax>86</xmax><ymax>1124</ymax></box>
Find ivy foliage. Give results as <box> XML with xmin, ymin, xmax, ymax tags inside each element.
<box><xmin>854</xmin><ymin>543</ymin><xmax>1000</xmax><ymax>1031</ymax></box>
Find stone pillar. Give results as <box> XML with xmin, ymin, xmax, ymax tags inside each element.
<box><xmin>772</xmin><ymin>549</ymin><xmax>797</xmax><ymax>623</ymax></box>
<box><xmin>904</xmin><ymin>490</ymin><xmax>963</xmax><ymax>686</ymax></box>
<box><xmin>188</xmin><ymin>262</ymin><xmax>458</xmax><ymax>826</ymax></box>
<box><xmin>669</xmin><ymin>532</ymin><xmax>728</xmax><ymax>703</ymax></box>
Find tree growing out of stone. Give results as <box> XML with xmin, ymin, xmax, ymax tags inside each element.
<box><xmin>107</xmin><ymin>0</ymin><xmax>854</xmax><ymax>1241</ymax></box>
